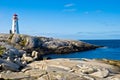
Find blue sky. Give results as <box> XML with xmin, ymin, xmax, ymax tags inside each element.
<box><xmin>0</xmin><ymin>0</ymin><xmax>120</xmax><ymax>40</ymax></box>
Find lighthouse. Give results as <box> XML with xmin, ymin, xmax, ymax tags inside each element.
<box><xmin>11</xmin><ymin>14</ymin><xmax>19</xmax><ymax>34</ymax></box>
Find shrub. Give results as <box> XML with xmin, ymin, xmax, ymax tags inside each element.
<box><xmin>0</xmin><ymin>46</ymin><xmax>6</xmax><ymax>55</ymax></box>
<box><xmin>8</xmin><ymin>34</ymin><xmax>14</xmax><ymax>40</ymax></box>
<box><xmin>19</xmin><ymin>35</ymin><xmax>27</xmax><ymax>47</ymax></box>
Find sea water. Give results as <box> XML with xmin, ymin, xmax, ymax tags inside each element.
<box><xmin>46</xmin><ymin>40</ymin><xmax>120</xmax><ymax>60</ymax></box>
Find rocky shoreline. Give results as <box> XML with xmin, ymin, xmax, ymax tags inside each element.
<box><xmin>0</xmin><ymin>34</ymin><xmax>100</xmax><ymax>71</ymax></box>
<box><xmin>0</xmin><ymin>34</ymin><xmax>99</xmax><ymax>54</ymax></box>
<box><xmin>0</xmin><ymin>58</ymin><xmax>120</xmax><ymax>80</ymax></box>
<box><xmin>1</xmin><ymin>34</ymin><xmax>119</xmax><ymax>80</ymax></box>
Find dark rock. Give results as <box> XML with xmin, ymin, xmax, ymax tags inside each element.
<box><xmin>0</xmin><ymin>59</ymin><xmax>20</xmax><ymax>71</ymax></box>
<box><xmin>2</xmin><ymin>48</ymin><xmax>20</xmax><ymax>60</ymax></box>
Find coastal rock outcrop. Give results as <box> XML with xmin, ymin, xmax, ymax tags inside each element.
<box><xmin>0</xmin><ymin>34</ymin><xmax>99</xmax><ymax>55</ymax></box>
<box><xmin>0</xmin><ymin>33</ymin><xmax>110</xmax><ymax>80</ymax></box>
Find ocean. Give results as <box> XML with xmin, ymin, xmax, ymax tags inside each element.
<box><xmin>46</xmin><ymin>40</ymin><xmax>120</xmax><ymax>60</ymax></box>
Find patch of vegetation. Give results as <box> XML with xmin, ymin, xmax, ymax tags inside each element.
<box><xmin>0</xmin><ymin>46</ymin><xmax>6</xmax><ymax>55</ymax></box>
<box><xmin>8</xmin><ymin>34</ymin><xmax>14</xmax><ymax>40</ymax></box>
<box><xmin>19</xmin><ymin>35</ymin><xmax>27</xmax><ymax>47</ymax></box>
<box><xmin>101</xmin><ymin>59</ymin><xmax>120</xmax><ymax>68</ymax></box>
<box><xmin>19</xmin><ymin>39</ymin><xmax>27</xmax><ymax>47</ymax></box>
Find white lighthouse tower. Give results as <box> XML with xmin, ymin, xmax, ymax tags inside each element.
<box><xmin>11</xmin><ymin>14</ymin><xmax>19</xmax><ymax>34</ymax></box>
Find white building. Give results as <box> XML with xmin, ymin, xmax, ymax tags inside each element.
<box><xmin>11</xmin><ymin>14</ymin><xmax>19</xmax><ymax>34</ymax></box>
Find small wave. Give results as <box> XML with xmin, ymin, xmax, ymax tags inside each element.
<box><xmin>102</xmin><ymin>46</ymin><xmax>108</xmax><ymax>48</ymax></box>
<box><xmin>98</xmin><ymin>46</ymin><xmax>108</xmax><ymax>49</ymax></box>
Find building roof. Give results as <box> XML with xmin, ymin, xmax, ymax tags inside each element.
<box><xmin>13</xmin><ymin>14</ymin><xmax>18</xmax><ymax>16</ymax></box>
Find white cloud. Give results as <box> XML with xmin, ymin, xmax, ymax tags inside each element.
<box><xmin>64</xmin><ymin>3</ymin><xmax>75</xmax><ymax>7</ymax></box>
<box><xmin>63</xmin><ymin>3</ymin><xmax>76</xmax><ymax>12</ymax></box>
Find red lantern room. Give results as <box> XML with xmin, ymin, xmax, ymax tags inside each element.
<box><xmin>13</xmin><ymin>14</ymin><xmax>18</xmax><ymax>16</ymax></box>
<box><xmin>13</xmin><ymin>14</ymin><xmax>18</xmax><ymax>20</ymax></box>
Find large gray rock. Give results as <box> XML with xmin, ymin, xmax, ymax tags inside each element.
<box><xmin>2</xmin><ymin>48</ymin><xmax>20</xmax><ymax>59</ymax></box>
<box><xmin>18</xmin><ymin>50</ymin><xmax>26</xmax><ymax>57</ymax></box>
<box><xmin>42</xmin><ymin>39</ymin><xmax>69</xmax><ymax>48</ymax></box>
<box><xmin>0</xmin><ymin>34</ymin><xmax>10</xmax><ymax>42</ymax></box>
<box><xmin>7</xmin><ymin>48</ymin><xmax>20</xmax><ymax>56</ymax></box>
<box><xmin>25</xmin><ymin>37</ymin><xmax>41</xmax><ymax>48</ymax></box>
<box><xmin>1</xmin><ymin>63</ymin><xmax>19</xmax><ymax>72</ymax></box>
<box><xmin>21</xmin><ymin>54</ymin><xmax>33</xmax><ymax>63</ymax></box>
<box><xmin>8</xmin><ymin>34</ymin><xmax>41</xmax><ymax>48</ymax></box>
<box><xmin>11</xmin><ymin>34</ymin><xmax>21</xmax><ymax>43</ymax></box>
<box><xmin>0</xmin><ymin>58</ymin><xmax>20</xmax><ymax>71</ymax></box>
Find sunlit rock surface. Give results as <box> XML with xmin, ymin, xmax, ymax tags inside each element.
<box><xmin>0</xmin><ymin>59</ymin><xmax>120</xmax><ymax>80</ymax></box>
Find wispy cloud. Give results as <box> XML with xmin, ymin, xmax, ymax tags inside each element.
<box><xmin>64</xmin><ymin>3</ymin><xmax>75</xmax><ymax>7</ymax></box>
<box><xmin>63</xmin><ymin>3</ymin><xmax>76</xmax><ymax>12</ymax></box>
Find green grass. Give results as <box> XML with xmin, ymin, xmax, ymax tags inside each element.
<box><xmin>19</xmin><ymin>39</ymin><xmax>27</xmax><ymax>47</ymax></box>
<box><xmin>0</xmin><ymin>46</ymin><xmax>6</xmax><ymax>55</ymax></box>
<box><xmin>8</xmin><ymin>34</ymin><xmax>14</xmax><ymax>40</ymax></box>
